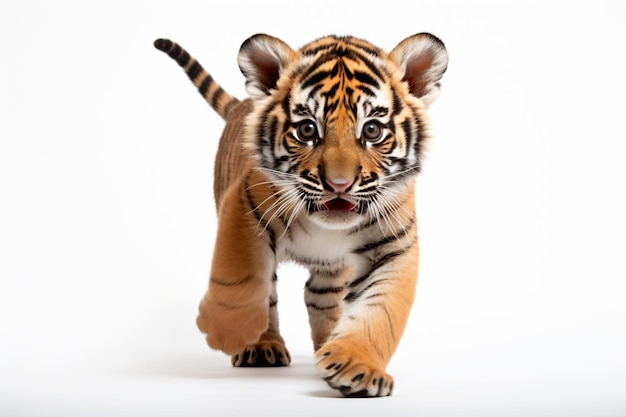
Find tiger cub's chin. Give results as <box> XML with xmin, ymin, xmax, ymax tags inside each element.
<box><xmin>309</xmin><ymin>209</ymin><xmax>363</xmax><ymax>230</ymax></box>
<box><xmin>155</xmin><ymin>32</ymin><xmax>448</xmax><ymax>397</ymax></box>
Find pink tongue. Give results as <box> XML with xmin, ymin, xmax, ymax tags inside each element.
<box><xmin>324</xmin><ymin>198</ymin><xmax>355</xmax><ymax>211</ymax></box>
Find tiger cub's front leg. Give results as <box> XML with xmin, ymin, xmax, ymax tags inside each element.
<box><xmin>230</xmin><ymin>275</ymin><xmax>291</xmax><ymax>367</ymax></box>
<box><xmin>314</xmin><ymin>243</ymin><xmax>419</xmax><ymax>397</ymax></box>
<box><xmin>196</xmin><ymin>182</ymin><xmax>289</xmax><ymax>365</ymax></box>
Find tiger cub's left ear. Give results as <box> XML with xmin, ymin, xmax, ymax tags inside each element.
<box><xmin>390</xmin><ymin>33</ymin><xmax>449</xmax><ymax>107</ymax></box>
<box><xmin>238</xmin><ymin>34</ymin><xmax>296</xmax><ymax>99</ymax></box>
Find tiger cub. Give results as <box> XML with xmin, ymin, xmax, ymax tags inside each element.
<box><xmin>154</xmin><ymin>33</ymin><xmax>447</xmax><ymax>397</ymax></box>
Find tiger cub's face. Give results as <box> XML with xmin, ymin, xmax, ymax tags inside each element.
<box><xmin>239</xmin><ymin>34</ymin><xmax>448</xmax><ymax>230</ymax></box>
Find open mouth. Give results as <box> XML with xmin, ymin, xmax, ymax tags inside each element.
<box><xmin>323</xmin><ymin>198</ymin><xmax>356</xmax><ymax>212</ymax></box>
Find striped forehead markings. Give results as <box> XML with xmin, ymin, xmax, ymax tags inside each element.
<box><xmin>298</xmin><ymin>58</ymin><xmax>384</xmax><ymax>108</ymax></box>
<box><xmin>298</xmin><ymin>41</ymin><xmax>386</xmax><ymax>87</ymax></box>
<box><xmin>301</xmin><ymin>36</ymin><xmax>382</xmax><ymax>58</ymax></box>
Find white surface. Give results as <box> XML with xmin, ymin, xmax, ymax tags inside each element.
<box><xmin>1</xmin><ymin>1</ymin><xmax>625</xmax><ymax>416</ymax></box>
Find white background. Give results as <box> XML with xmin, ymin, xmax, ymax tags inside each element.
<box><xmin>1</xmin><ymin>1</ymin><xmax>625</xmax><ymax>416</ymax></box>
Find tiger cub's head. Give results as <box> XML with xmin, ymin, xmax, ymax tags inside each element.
<box><xmin>239</xmin><ymin>34</ymin><xmax>448</xmax><ymax>230</ymax></box>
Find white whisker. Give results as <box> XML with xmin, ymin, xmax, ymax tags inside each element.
<box><xmin>256</xmin><ymin>188</ymin><xmax>302</xmax><ymax>234</ymax></box>
<box><xmin>383</xmin><ymin>166</ymin><xmax>419</xmax><ymax>181</ymax></box>
<box><xmin>378</xmin><ymin>185</ymin><xmax>414</xmax><ymax>218</ymax></box>
<box><xmin>364</xmin><ymin>184</ymin><xmax>413</xmax><ymax>251</ymax></box>
<box><xmin>249</xmin><ymin>187</ymin><xmax>288</xmax><ymax>215</ymax></box>
<box><xmin>280</xmin><ymin>198</ymin><xmax>307</xmax><ymax>239</ymax></box>
<box><xmin>255</xmin><ymin>166</ymin><xmax>301</xmax><ymax>182</ymax></box>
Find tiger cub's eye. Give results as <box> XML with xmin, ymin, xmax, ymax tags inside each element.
<box><xmin>362</xmin><ymin>121</ymin><xmax>383</xmax><ymax>144</ymax></box>
<box><xmin>296</xmin><ymin>120</ymin><xmax>318</xmax><ymax>143</ymax></box>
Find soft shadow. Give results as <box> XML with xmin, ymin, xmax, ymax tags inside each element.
<box><xmin>119</xmin><ymin>351</ymin><xmax>318</xmax><ymax>381</ymax></box>
<box><xmin>306</xmin><ymin>389</ymin><xmax>344</xmax><ymax>399</ymax></box>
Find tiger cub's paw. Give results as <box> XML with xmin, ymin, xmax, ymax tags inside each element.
<box><xmin>315</xmin><ymin>340</ymin><xmax>393</xmax><ymax>397</ymax></box>
<box><xmin>231</xmin><ymin>330</ymin><xmax>291</xmax><ymax>367</ymax></box>
<box><xmin>196</xmin><ymin>298</ymin><xmax>268</xmax><ymax>355</ymax></box>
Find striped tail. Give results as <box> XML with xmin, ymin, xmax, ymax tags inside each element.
<box><xmin>154</xmin><ymin>38</ymin><xmax>240</xmax><ymax>120</ymax></box>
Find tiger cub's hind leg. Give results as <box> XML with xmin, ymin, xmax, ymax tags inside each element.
<box><xmin>231</xmin><ymin>275</ymin><xmax>291</xmax><ymax>367</ymax></box>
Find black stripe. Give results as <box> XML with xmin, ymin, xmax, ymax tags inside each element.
<box><xmin>302</xmin><ymin>70</ymin><xmax>332</xmax><ymax>90</ymax></box>
<box><xmin>300</xmin><ymin>182</ymin><xmax>321</xmax><ymax>193</ymax></box>
<box><xmin>268</xmin><ymin>116</ymin><xmax>278</xmax><ymax>146</ymax></box>
<box><xmin>352</xmin><ymin>218</ymin><xmax>414</xmax><ymax>254</ymax></box>
<box><xmin>324</xmin><ymin>99</ymin><xmax>339</xmax><ymax>114</ymax></box>
<box><xmin>357</xmin><ymin>53</ymin><xmax>385</xmax><ymax>81</ymax></box>
<box><xmin>176</xmin><ymin>50</ymin><xmax>191</xmax><ymax>68</ymax></box>
<box><xmin>211</xmin><ymin>87</ymin><xmax>224</xmax><ymax>109</ymax></box>
<box><xmin>186</xmin><ymin>61</ymin><xmax>202</xmax><ymax>81</ymax></box>
<box><xmin>306</xmin><ymin>302</ymin><xmax>338</xmax><ymax>311</ymax></box>
<box><xmin>413</xmin><ymin>108</ymin><xmax>425</xmax><ymax>169</ymax></box>
<box><xmin>345</xmin><ymin>247</ymin><xmax>412</xmax><ymax>303</ymax></box>
<box><xmin>302</xmin><ymin>41</ymin><xmax>337</xmax><ymax>56</ymax></box>
<box><xmin>368</xmin><ymin>106</ymin><xmax>389</xmax><ymax>118</ymax></box>
<box><xmin>358</xmin><ymin>172</ymin><xmax>378</xmax><ymax>188</ymax></box>
<box><xmin>391</xmin><ymin>89</ymin><xmax>404</xmax><ymax>116</ymax></box>
<box><xmin>401</xmin><ymin>119</ymin><xmax>413</xmax><ymax>154</ymax></box>
<box><xmin>322</xmin><ymin>81</ymin><xmax>340</xmax><ymax>98</ymax></box>
<box><xmin>281</xmin><ymin>94</ymin><xmax>291</xmax><ymax>117</ymax></box>
<box><xmin>294</xmin><ymin>103</ymin><xmax>312</xmax><ymax>116</ymax></box>
<box><xmin>307</xmin><ymin>266</ymin><xmax>344</xmax><ymax>276</ymax></box>
<box><xmin>305</xmin><ymin>283</ymin><xmax>344</xmax><ymax>294</ymax></box>
<box><xmin>323</xmin><ymin>359</ymin><xmax>352</xmax><ymax>382</ymax></box>
<box><xmin>307</xmin><ymin>84</ymin><xmax>324</xmax><ymax>100</ymax></box>
<box><xmin>285</xmin><ymin>250</ymin><xmax>344</xmax><ymax>270</ymax></box>
<box><xmin>198</xmin><ymin>74</ymin><xmax>213</xmax><ymax>97</ymax></box>
<box><xmin>330</xmin><ymin>60</ymin><xmax>341</xmax><ymax>77</ymax></box>
<box><xmin>345</xmin><ymin>279</ymin><xmax>389</xmax><ymax>303</ymax></box>
<box><xmin>211</xmin><ymin>275</ymin><xmax>252</xmax><ymax>287</ymax></box>
<box><xmin>307</xmin><ymin>43</ymin><xmax>384</xmax><ymax>82</ymax></box>
<box><xmin>376</xmin><ymin>139</ymin><xmax>395</xmax><ymax>156</ymax></box>
<box><xmin>170</xmin><ymin>43</ymin><xmax>182</xmax><ymax>60</ymax></box>
<box><xmin>282</xmin><ymin>136</ymin><xmax>295</xmax><ymax>154</ymax></box>
<box><xmin>344</xmin><ymin>38</ymin><xmax>382</xmax><ymax>58</ymax></box>
<box><xmin>212</xmin><ymin>299</ymin><xmax>252</xmax><ymax>310</ymax></box>
<box><xmin>244</xmin><ymin>175</ymin><xmax>277</xmax><ymax>254</ymax></box>
<box><xmin>366</xmin><ymin>292</ymin><xmax>385</xmax><ymax>300</ymax></box>
<box><xmin>353</xmin><ymin>70</ymin><xmax>380</xmax><ymax>89</ymax></box>
<box><xmin>301</xmin><ymin>53</ymin><xmax>340</xmax><ymax>82</ymax></box>
<box><xmin>357</xmin><ymin>85</ymin><xmax>376</xmax><ymax>97</ymax></box>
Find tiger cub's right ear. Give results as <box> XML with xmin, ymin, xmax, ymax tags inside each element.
<box><xmin>238</xmin><ymin>34</ymin><xmax>295</xmax><ymax>99</ymax></box>
<box><xmin>390</xmin><ymin>33</ymin><xmax>449</xmax><ymax>107</ymax></box>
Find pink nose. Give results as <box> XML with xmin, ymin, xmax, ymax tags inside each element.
<box><xmin>326</xmin><ymin>178</ymin><xmax>355</xmax><ymax>193</ymax></box>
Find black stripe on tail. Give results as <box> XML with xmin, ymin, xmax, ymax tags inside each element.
<box><xmin>154</xmin><ymin>38</ymin><xmax>240</xmax><ymax>120</ymax></box>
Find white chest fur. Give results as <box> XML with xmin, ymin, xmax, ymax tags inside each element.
<box><xmin>276</xmin><ymin>218</ymin><xmax>367</xmax><ymax>274</ymax></box>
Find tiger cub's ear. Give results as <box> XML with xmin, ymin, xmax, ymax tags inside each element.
<box><xmin>238</xmin><ymin>34</ymin><xmax>295</xmax><ymax>99</ymax></box>
<box><xmin>390</xmin><ymin>33</ymin><xmax>449</xmax><ymax>107</ymax></box>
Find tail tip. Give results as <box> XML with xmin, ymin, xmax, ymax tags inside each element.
<box><xmin>153</xmin><ymin>38</ymin><xmax>170</xmax><ymax>52</ymax></box>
